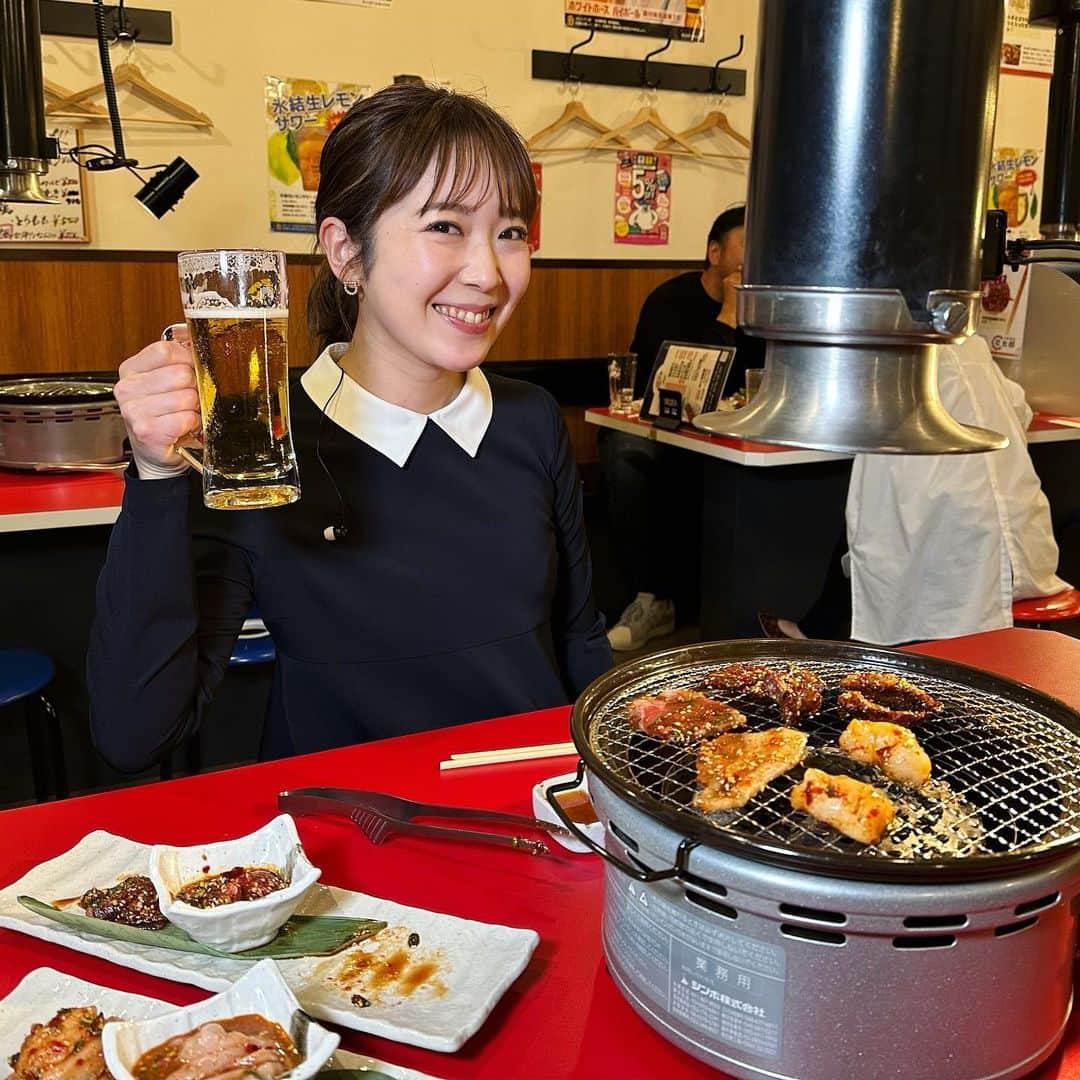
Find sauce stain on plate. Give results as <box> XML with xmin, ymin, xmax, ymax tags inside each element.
<box><xmin>316</xmin><ymin>925</ymin><xmax>448</xmax><ymax>1009</ymax></box>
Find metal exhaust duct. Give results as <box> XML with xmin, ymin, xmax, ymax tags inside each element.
<box><xmin>694</xmin><ymin>0</ymin><xmax>1008</xmax><ymax>454</ymax></box>
<box><xmin>0</xmin><ymin>0</ymin><xmax>58</xmax><ymax>203</ymax></box>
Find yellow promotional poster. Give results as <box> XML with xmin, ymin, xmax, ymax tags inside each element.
<box><xmin>265</xmin><ymin>75</ymin><xmax>366</xmax><ymax>233</ymax></box>
<box><xmin>979</xmin><ymin>146</ymin><xmax>1043</xmax><ymax>362</ymax></box>
<box><xmin>566</xmin><ymin>0</ymin><xmax>704</xmax><ymax>42</ymax></box>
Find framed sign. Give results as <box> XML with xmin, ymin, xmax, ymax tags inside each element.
<box><xmin>0</xmin><ymin>127</ymin><xmax>89</xmax><ymax>243</ymax></box>
<box><xmin>641</xmin><ymin>341</ymin><xmax>735</xmax><ymax>424</ymax></box>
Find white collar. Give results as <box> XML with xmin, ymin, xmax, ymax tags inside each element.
<box><xmin>300</xmin><ymin>343</ymin><xmax>493</xmax><ymax>468</ymax></box>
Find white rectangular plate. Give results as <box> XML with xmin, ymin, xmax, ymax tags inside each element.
<box><xmin>0</xmin><ymin>968</ymin><xmax>442</xmax><ymax>1080</ymax></box>
<box><xmin>0</xmin><ymin>832</ymin><xmax>539</xmax><ymax>1053</ymax></box>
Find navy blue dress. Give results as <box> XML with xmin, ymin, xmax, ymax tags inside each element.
<box><xmin>88</xmin><ymin>372</ymin><xmax>612</xmax><ymax>771</ymax></box>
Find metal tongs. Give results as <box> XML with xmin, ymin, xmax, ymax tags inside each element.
<box><xmin>278</xmin><ymin>787</ymin><xmax>570</xmax><ymax>856</ymax></box>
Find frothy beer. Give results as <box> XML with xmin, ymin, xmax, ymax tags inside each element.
<box><xmin>185</xmin><ymin>306</ymin><xmax>297</xmax><ymax>509</ymax></box>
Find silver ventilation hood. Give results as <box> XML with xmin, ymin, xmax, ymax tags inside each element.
<box><xmin>0</xmin><ymin>0</ymin><xmax>58</xmax><ymax>204</ymax></box>
<box><xmin>695</xmin><ymin>0</ymin><xmax>1008</xmax><ymax>454</ymax></box>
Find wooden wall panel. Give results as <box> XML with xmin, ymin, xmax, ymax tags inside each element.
<box><xmin>0</xmin><ymin>256</ymin><xmax>693</xmax><ymax>376</ymax></box>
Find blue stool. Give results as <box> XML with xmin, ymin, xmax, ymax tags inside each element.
<box><xmin>159</xmin><ymin>612</ymin><xmax>276</xmax><ymax>780</ymax></box>
<box><xmin>0</xmin><ymin>649</ymin><xmax>67</xmax><ymax>801</ymax></box>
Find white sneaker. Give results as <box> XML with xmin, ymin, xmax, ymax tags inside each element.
<box><xmin>607</xmin><ymin>592</ymin><xmax>676</xmax><ymax>652</ymax></box>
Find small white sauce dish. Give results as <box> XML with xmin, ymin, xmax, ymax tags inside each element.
<box><xmin>148</xmin><ymin>813</ymin><xmax>320</xmax><ymax>953</ymax></box>
<box><xmin>102</xmin><ymin>957</ymin><xmax>339</xmax><ymax>1080</ymax></box>
<box><xmin>532</xmin><ymin>772</ymin><xmax>605</xmax><ymax>854</ymax></box>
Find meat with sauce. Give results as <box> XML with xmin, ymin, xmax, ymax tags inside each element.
<box><xmin>132</xmin><ymin>1015</ymin><xmax>300</xmax><ymax>1080</ymax></box>
<box><xmin>7</xmin><ymin>1006</ymin><xmax>112</xmax><ymax>1080</ymax></box>
<box><xmin>790</xmin><ymin>767</ymin><xmax>896</xmax><ymax>844</ymax></box>
<box><xmin>80</xmin><ymin>874</ymin><xmax>166</xmax><ymax>929</ymax></box>
<box><xmin>838</xmin><ymin>671</ymin><xmax>943</xmax><ymax>726</ymax></box>
<box><xmin>705</xmin><ymin>663</ymin><xmax>824</xmax><ymax>724</ymax></box>
<box><xmin>693</xmin><ymin>727</ymin><xmax>808</xmax><ymax>812</ymax></box>
<box><xmin>839</xmin><ymin>719</ymin><xmax>932</xmax><ymax>788</ymax></box>
<box><xmin>627</xmin><ymin>688</ymin><xmax>746</xmax><ymax>747</ymax></box>
<box><xmin>174</xmin><ymin>867</ymin><xmax>288</xmax><ymax>909</ymax></box>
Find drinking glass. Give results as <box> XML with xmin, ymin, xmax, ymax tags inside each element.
<box><xmin>169</xmin><ymin>249</ymin><xmax>300</xmax><ymax>510</ymax></box>
<box><xmin>608</xmin><ymin>353</ymin><xmax>638</xmax><ymax>416</ymax></box>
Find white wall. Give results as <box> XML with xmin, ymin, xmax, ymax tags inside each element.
<box><xmin>23</xmin><ymin>1</ymin><xmax>1053</xmax><ymax>259</ymax></box>
<box><xmin>30</xmin><ymin>0</ymin><xmax>759</xmax><ymax>258</ymax></box>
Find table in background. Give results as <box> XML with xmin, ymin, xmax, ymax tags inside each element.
<box><xmin>586</xmin><ymin>409</ymin><xmax>1080</xmax><ymax>639</ymax></box>
<box><xmin>0</xmin><ymin>629</ymin><xmax>1078</xmax><ymax>1080</ymax></box>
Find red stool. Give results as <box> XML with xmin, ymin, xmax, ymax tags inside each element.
<box><xmin>1012</xmin><ymin>588</ymin><xmax>1080</xmax><ymax>628</ymax></box>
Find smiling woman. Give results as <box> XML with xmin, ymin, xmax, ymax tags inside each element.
<box><xmin>87</xmin><ymin>84</ymin><xmax>612</xmax><ymax>771</ymax></box>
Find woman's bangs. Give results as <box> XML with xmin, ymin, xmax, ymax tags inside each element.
<box><xmin>423</xmin><ymin>125</ymin><xmax>537</xmax><ymax>221</ymax></box>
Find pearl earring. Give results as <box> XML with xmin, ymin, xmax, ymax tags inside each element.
<box><xmin>342</xmin><ymin>279</ymin><xmax>359</xmax><ymax>296</ymax></box>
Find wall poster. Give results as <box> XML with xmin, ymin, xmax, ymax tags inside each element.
<box><xmin>528</xmin><ymin>161</ymin><xmax>542</xmax><ymax>253</ymax></box>
<box><xmin>565</xmin><ymin>1</ymin><xmax>704</xmax><ymax>42</ymax></box>
<box><xmin>614</xmin><ymin>150</ymin><xmax>671</xmax><ymax>246</ymax></box>
<box><xmin>978</xmin><ymin>146</ymin><xmax>1044</xmax><ymax>362</ymax></box>
<box><xmin>266</xmin><ymin>76</ymin><xmax>367</xmax><ymax>233</ymax></box>
<box><xmin>0</xmin><ymin>127</ymin><xmax>88</xmax><ymax>243</ymax></box>
<box><xmin>1000</xmin><ymin>0</ymin><xmax>1054</xmax><ymax>77</ymax></box>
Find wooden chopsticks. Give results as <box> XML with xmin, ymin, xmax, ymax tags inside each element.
<box><xmin>438</xmin><ymin>741</ymin><xmax>577</xmax><ymax>771</ymax></box>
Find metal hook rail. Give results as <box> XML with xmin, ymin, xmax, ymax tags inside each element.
<box><xmin>641</xmin><ymin>36</ymin><xmax>673</xmax><ymax>90</ymax></box>
<box><xmin>564</xmin><ymin>27</ymin><xmax>596</xmax><ymax>83</ymax></box>
<box><xmin>532</xmin><ymin>31</ymin><xmax>747</xmax><ymax>96</ymax></box>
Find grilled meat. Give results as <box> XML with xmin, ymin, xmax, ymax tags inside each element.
<box><xmin>839</xmin><ymin>719</ymin><xmax>932</xmax><ymax>788</ymax></box>
<box><xmin>174</xmin><ymin>866</ymin><xmax>288</xmax><ymax>909</ymax></box>
<box><xmin>7</xmin><ymin>1006</ymin><xmax>112</xmax><ymax>1080</ymax></box>
<box><xmin>838</xmin><ymin>672</ymin><xmax>943</xmax><ymax>726</ymax></box>
<box><xmin>693</xmin><ymin>727</ymin><xmax>809</xmax><ymax>812</ymax></box>
<box><xmin>79</xmin><ymin>874</ymin><xmax>166</xmax><ymax>929</ymax></box>
<box><xmin>790</xmin><ymin>767</ymin><xmax>896</xmax><ymax>844</ymax></box>
<box><xmin>627</xmin><ymin>688</ymin><xmax>747</xmax><ymax>747</ymax></box>
<box><xmin>704</xmin><ymin>663</ymin><xmax>824</xmax><ymax>724</ymax></box>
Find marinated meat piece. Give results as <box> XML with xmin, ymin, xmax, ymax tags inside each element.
<box><xmin>838</xmin><ymin>671</ymin><xmax>943</xmax><ymax>726</ymax></box>
<box><xmin>132</xmin><ymin>1015</ymin><xmax>300</xmax><ymax>1080</ymax></box>
<box><xmin>839</xmin><ymin>719</ymin><xmax>932</xmax><ymax>788</ymax></box>
<box><xmin>693</xmin><ymin>727</ymin><xmax>809</xmax><ymax>812</ymax></box>
<box><xmin>174</xmin><ymin>866</ymin><xmax>289</xmax><ymax>909</ymax></box>
<box><xmin>80</xmin><ymin>874</ymin><xmax>166</xmax><ymax>929</ymax></box>
<box><xmin>627</xmin><ymin>689</ymin><xmax>746</xmax><ymax>747</ymax></box>
<box><xmin>790</xmin><ymin>768</ymin><xmax>896</xmax><ymax>845</ymax></box>
<box><xmin>704</xmin><ymin>662</ymin><xmax>772</xmax><ymax>696</ymax></box>
<box><xmin>705</xmin><ymin>663</ymin><xmax>824</xmax><ymax>724</ymax></box>
<box><xmin>7</xmin><ymin>1006</ymin><xmax>112</xmax><ymax>1080</ymax></box>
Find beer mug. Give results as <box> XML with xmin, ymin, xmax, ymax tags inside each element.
<box><xmin>169</xmin><ymin>249</ymin><xmax>300</xmax><ymax>510</ymax></box>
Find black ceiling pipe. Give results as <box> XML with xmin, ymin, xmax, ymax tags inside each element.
<box><xmin>0</xmin><ymin>0</ymin><xmax>57</xmax><ymax>202</ymax></box>
<box><xmin>1032</xmin><ymin>0</ymin><xmax>1080</xmax><ymax>237</ymax></box>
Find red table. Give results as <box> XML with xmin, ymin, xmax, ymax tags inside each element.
<box><xmin>1</xmin><ymin>628</ymin><xmax>1079</xmax><ymax>1079</ymax></box>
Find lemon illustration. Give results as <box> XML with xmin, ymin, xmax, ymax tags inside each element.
<box><xmin>268</xmin><ymin>131</ymin><xmax>300</xmax><ymax>186</ymax></box>
<box><xmin>615</xmin><ymin>219</ymin><xmax>630</xmax><ymax>237</ymax></box>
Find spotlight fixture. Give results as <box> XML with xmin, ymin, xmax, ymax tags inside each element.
<box><xmin>134</xmin><ymin>156</ymin><xmax>199</xmax><ymax>218</ymax></box>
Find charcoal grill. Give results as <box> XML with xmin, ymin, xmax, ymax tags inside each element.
<box><xmin>0</xmin><ymin>379</ymin><xmax>126</xmax><ymax>470</ymax></box>
<box><xmin>551</xmin><ymin>640</ymin><xmax>1080</xmax><ymax>1080</ymax></box>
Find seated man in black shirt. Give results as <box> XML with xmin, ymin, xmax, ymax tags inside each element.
<box><xmin>603</xmin><ymin>206</ymin><xmax>761</xmax><ymax>651</ymax></box>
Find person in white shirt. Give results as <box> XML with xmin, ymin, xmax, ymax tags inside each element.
<box><xmin>846</xmin><ymin>333</ymin><xmax>1069</xmax><ymax>645</ymax></box>
<box><xmin>766</xmin><ymin>333</ymin><xmax>1069</xmax><ymax>645</ymax></box>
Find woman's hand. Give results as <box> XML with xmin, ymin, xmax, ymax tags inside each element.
<box><xmin>113</xmin><ymin>328</ymin><xmax>201</xmax><ymax>470</ymax></box>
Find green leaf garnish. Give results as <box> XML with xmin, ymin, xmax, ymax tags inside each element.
<box><xmin>18</xmin><ymin>896</ymin><xmax>385</xmax><ymax>960</ymax></box>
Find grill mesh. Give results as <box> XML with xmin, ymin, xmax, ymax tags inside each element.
<box><xmin>586</xmin><ymin>654</ymin><xmax>1080</xmax><ymax>866</ymax></box>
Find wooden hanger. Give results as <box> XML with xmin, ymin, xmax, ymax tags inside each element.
<box><xmin>657</xmin><ymin>108</ymin><xmax>751</xmax><ymax>158</ymax></box>
<box><xmin>588</xmin><ymin>106</ymin><xmax>701</xmax><ymax>157</ymax></box>
<box><xmin>43</xmin><ymin>79</ymin><xmax>108</xmax><ymax>120</ymax></box>
<box><xmin>526</xmin><ymin>97</ymin><xmax>629</xmax><ymax>151</ymax></box>
<box><xmin>46</xmin><ymin>62</ymin><xmax>213</xmax><ymax>129</ymax></box>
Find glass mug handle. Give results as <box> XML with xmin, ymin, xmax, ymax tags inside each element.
<box><xmin>161</xmin><ymin>322</ymin><xmax>205</xmax><ymax>475</ymax></box>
